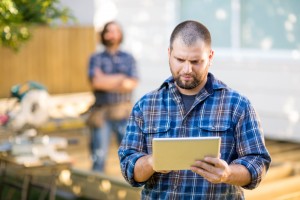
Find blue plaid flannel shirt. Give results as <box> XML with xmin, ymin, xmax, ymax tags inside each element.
<box><xmin>118</xmin><ymin>73</ymin><xmax>271</xmax><ymax>200</ymax></box>
<box><xmin>88</xmin><ymin>50</ymin><xmax>138</xmax><ymax>106</ymax></box>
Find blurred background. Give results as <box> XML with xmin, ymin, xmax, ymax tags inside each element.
<box><xmin>0</xmin><ymin>0</ymin><xmax>300</xmax><ymax>200</ymax></box>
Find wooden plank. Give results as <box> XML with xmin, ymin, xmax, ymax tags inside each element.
<box><xmin>261</xmin><ymin>162</ymin><xmax>293</xmax><ymax>184</ymax></box>
<box><xmin>275</xmin><ymin>191</ymin><xmax>300</xmax><ymax>200</ymax></box>
<box><xmin>0</xmin><ymin>26</ymin><xmax>96</xmax><ymax>98</ymax></box>
<box><xmin>271</xmin><ymin>149</ymin><xmax>300</xmax><ymax>162</ymax></box>
<box><xmin>57</xmin><ymin>168</ymin><xmax>141</xmax><ymax>200</ymax></box>
<box><xmin>244</xmin><ymin>175</ymin><xmax>300</xmax><ymax>200</ymax></box>
<box><xmin>266</xmin><ymin>141</ymin><xmax>300</xmax><ymax>155</ymax></box>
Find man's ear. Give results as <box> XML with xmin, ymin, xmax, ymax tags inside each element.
<box><xmin>206</xmin><ymin>49</ymin><xmax>214</xmax><ymax>67</ymax></box>
<box><xmin>209</xmin><ymin>49</ymin><xmax>214</xmax><ymax>60</ymax></box>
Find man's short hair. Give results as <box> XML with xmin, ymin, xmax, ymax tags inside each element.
<box><xmin>169</xmin><ymin>20</ymin><xmax>211</xmax><ymax>50</ymax></box>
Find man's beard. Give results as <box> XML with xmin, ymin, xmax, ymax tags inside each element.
<box><xmin>105</xmin><ymin>39</ymin><xmax>120</xmax><ymax>47</ymax></box>
<box><xmin>174</xmin><ymin>74</ymin><xmax>200</xmax><ymax>89</ymax></box>
<box><xmin>105</xmin><ymin>40</ymin><xmax>115</xmax><ymax>47</ymax></box>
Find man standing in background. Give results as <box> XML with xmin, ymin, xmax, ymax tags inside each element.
<box><xmin>87</xmin><ymin>21</ymin><xmax>138</xmax><ymax>172</ymax></box>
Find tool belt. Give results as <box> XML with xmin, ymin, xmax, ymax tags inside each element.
<box><xmin>86</xmin><ymin>102</ymin><xmax>132</xmax><ymax>128</ymax></box>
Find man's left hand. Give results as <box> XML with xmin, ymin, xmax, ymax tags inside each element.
<box><xmin>190</xmin><ymin>157</ymin><xmax>231</xmax><ymax>184</ymax></box>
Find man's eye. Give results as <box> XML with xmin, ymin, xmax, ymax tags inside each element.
<box><xmin>191</xmin><ymin>61</ymin><xmax>199</xmax><ymax>65</ymax></box>
<box><xmin>177</xmin><ymin>58</ymin><xmax>184</xmax><ymax>62</ymax></box>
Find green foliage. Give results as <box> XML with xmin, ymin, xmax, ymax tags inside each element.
<box><xmin>0</xmin><ymin>0</ymin><xmax>75</xmax><ymax>51</ymax></box>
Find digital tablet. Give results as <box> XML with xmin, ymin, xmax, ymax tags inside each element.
<box><xmin>152</xmin><ymin>136</ymin><xmax>221</xmax><ymax>171</ymax></box>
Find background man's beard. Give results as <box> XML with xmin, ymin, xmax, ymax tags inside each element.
<box><xmin>105</xmin><ymin>41</ymin><xmax>114</xmax><ymax>47</ymax></box>
<box><xmin>174</xmin><ymin>76</ymin><xmax>200</xmax><ymax>89</ymax></box>
<box><xmin>105</xmin><ymin>39</ymin><xmax>120</xmax><ymax>47</ymax></box>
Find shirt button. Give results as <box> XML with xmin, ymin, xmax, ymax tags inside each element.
<box><xmin>211</xmin><ymin>126</ymin><xmax>216</xmax><ymax>130</ymax></box>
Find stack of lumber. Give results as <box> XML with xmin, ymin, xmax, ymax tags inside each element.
<box><xmin>244</xmin><ymin>140</ymin><xmax>300</xmax><ymax>200</ymax></box>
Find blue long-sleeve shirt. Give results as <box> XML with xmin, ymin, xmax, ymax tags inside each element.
<box><xmin>118</xmin><ymin>73</ymin><xmax>271</xmax><ymax>200</ymax></box>
<box><xmin>88</xmin><ymin>50</ymin><xmax>138</xmax><ymax>106</ymax></box>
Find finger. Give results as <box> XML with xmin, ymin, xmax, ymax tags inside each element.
<box><xmin>190</xmin><ymin>165</ymin><xmax>206</xmax><ymax>176</ymax></box>
<box><xmin>193</xmin><ymin>160</ymin><xmax>216</xmax><ymax>173</ymax></box>
<box><xmin>190</xmin><ymin>166</ymin><xmax>221</xmax><ymax>183</ymax></box>
<box><xmin>94</xmin><ymin>67</ymin><xmax>103</xmax><ymax>75</ymax></box>
<box><xmin>203</xmin><ymin>157</ymin><xmax>223</xmax><ymax>168</ymax></box>
<box><xmin>157</xmin><ymin>170</ymin><xmax>172</xmax><ymax>174</ymax></box>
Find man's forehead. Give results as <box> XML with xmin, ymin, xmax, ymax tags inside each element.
<box><xmin>173</xmin><ymin>37</ymin><xmax>206</xmax><ymax>48</ymax></box>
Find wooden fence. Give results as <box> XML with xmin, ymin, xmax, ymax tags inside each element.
<box><xmin>0</xmin><ymin>26</ymin><xmax>97</xmax><ymax>98</ymax></box>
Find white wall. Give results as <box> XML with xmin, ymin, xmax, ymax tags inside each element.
<box><xmin>60</xmin><ymin>0</ymin><xmax>94</xmax><ymax>25</ymax></box>
<box><xmin>211</xmin><ymin>51</ymin><xmax>300</xmax><ymax>142</ymax></box>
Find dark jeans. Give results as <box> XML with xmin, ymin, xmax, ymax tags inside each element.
<box><xmin>90</xmin><ymin>118</ymin><xmax>127</xmax><ymax>172</ymax></box>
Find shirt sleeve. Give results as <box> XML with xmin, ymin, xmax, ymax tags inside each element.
<box><xmin>88</xmin><ymin>54</ymin><xmax>97</xmax><ymax>79</ymax></box>
<box><xmin>118</xmin><ymin>103</ymin><xmax>147</xmax><ymax>187</ymax></box>
<box><xmin>127</xmin><ymin>54</ymin><xmax>139</xmax><ymax>79</ymax></box>
<box><xmin>231</xmin><ymin>102</ymin><xmax>271</xmax><ymax>190</ymax></box>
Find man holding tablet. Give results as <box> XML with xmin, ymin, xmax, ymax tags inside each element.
<box><xmin>118</xmin><ymin>20</ymin><xmax>271</xmax><ymax>199</ymax></box>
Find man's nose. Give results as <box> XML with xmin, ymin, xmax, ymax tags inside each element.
<box><xmin>183</xmin><ymin>62</ymin><xmax>192</xmax><ymax>73</ymax></box>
